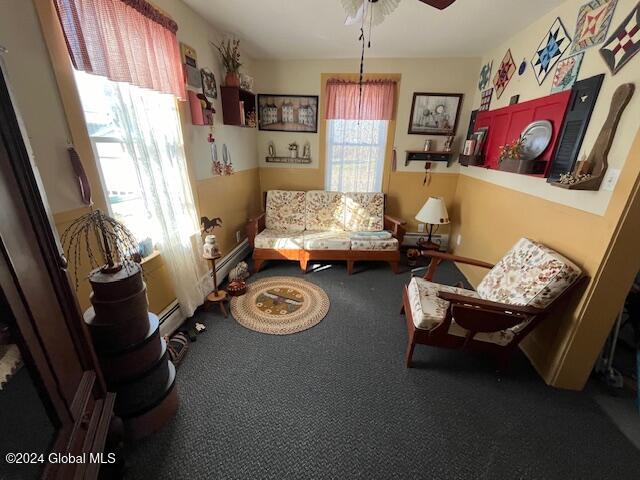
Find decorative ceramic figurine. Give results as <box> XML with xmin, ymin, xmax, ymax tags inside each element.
<box><xmin>289</xmin><ymin>142</ymin><xmax>299</xmax><ymax>159</ymax></box>
<box><xmin>302</xmin><ymin>141</ymin><xmax>311</xmax><ymax>159</ymax></box>
<box><xmin>203</xmin><ymin>235</ymin><xmax>219</xmax><ymax>258</ymax></box>
<box><xmin>268</xmin><ymin>142</ymin><xmax>275</xmax><ymax>158</ymax></box>
<box><xmin>229</xmin><ymin>261</ymin><xmax>250</xmax><ymax>281</ymax></box>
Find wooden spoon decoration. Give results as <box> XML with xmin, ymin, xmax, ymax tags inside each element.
<box><xmin>553</xmin><ymin>83</ymin><xmax>634</xmax><ymax>190</ymax></box>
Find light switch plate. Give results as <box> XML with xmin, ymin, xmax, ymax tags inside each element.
<box><xmin>602</xmin><ymin>169</ymin><xmax>621</xmax><ymax>192</ymax></box>
<box><xmin>456</xmin><ymin>234</ymin><xmax>462</xmax><ymax>246</ymax></box>
<box><xmin>417</xmin><ymin>223</ymin><xmax>425</xmax><ymax>233</ymax></box>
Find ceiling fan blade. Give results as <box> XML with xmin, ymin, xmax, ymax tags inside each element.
<box><xmin>418</xmin><ymin>0</ymin><xmax>456</xmax><ymax>9</ymax></box>
<box><xmin>345</xmin><ymin>1</ymin><xmax>366</xmax><ymax>25</ymax></box>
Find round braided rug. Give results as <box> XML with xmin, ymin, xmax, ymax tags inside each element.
<box><xmin>230</xmin><ymin>276</ymin><xmax>329</xmax><ymax>335</ymax></box>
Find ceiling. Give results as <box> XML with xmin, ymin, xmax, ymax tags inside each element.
<box><xmin>182</xmin><ymin>0</ymin><xmax>566</xmax><ymax>59</ymax></box>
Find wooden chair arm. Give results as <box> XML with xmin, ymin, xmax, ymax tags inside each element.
<box><xmin>436</xmin><ymin>291</ymin><xmax>544</xmax><ymax>316</ymax></box>
<box><xmin>384</xmin><ymin>214</ymin><xmax>406</xmax><ymax>226</ymax></box>
<box><xmin>384</xmin><ymin>214</ymin><xmax>406</xmax><ymax>244</ymax></box>
<box><xmin>246</xmin><ymin>212</ymin><xmax>266</xmax><ymax>248</ymax></box>
<box><xmin>420</xmin><ymin>250</ymin><xmax>494</xmax><ymax>269</ymax></box>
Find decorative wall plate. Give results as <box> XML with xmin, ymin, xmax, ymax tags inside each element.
<box><xmin>571</xmin><ymin>0</ymin><xmax>618</xmax><ymax>54</ymax></box>
<box><xmin>532</xmin><ymin>17</ymin><xmax>571</xmax><ymax>85</ymax></box>
<box><xmin>520</xmin><ymin>120</ymin><xmax>553</xmax><ymax>160</ymax></box>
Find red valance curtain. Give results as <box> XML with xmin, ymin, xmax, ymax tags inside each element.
<box><xmin>325</xmin><ymin>79</ymin><xmax>396</xmax><ymax>120</ymax></box>
<box><xmin>54</xmin><ymin>0</ymin><xmax>185</xmax><ymax>100</ymax></box>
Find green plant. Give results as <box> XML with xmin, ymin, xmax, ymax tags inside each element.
<box><xmin>211</xmin><ymin>38</ymin><xmax>242</xmax><ymax>74</ymax></box>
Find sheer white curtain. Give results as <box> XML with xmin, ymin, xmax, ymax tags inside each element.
<box><xmin>112</xmin><ymin>83</ymin><xmax>211</xmax><ymax>317</ymax></box>
<box><xmin>325</xmin><ymin>119</ymin><xmax>388</xmax><ymax>192</ymax></box>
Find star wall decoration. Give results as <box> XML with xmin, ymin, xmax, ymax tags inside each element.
<box><xmin>600</xmin><ymin>2</ymin><xmax>640</xmax><ymax>75</ymax></box>
<box><xmin>493</xmin><ymin>49</ymin><xmax>516</xmax><ymax>99</ymax></box>
<box><xmin>531</xmin><ymin>17</ymin><xmax>571</xmax><ymax>85</ymax></box>
<box><xmin>478</xmin><ymin>60</ymin><xmax>493</xmax><ymax>91</ymax></box>
<box><xmin>571</xmin><ymin>0</ymin><xmax>618</xmax><ymax>53</ymax></box>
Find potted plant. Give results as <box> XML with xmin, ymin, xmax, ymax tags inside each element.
<box><xmin>211</xmin><ymin>38</ymin><xmax>242</xmax><ymax>87</ymax></box>
<box><xmin>498</xmin><ymin>136</ymin><xmax>536</xmax><ymax>174</ymax></box>
<box><xmin>288</xmin><ymin>142</ymin><xmax>299</xmax><ymax>159</ymax></box>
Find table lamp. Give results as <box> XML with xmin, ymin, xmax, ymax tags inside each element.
<box><xmin>415</xmin><ymin>196</ymin><xmax>450</xmax><ymax>247</ymax></box>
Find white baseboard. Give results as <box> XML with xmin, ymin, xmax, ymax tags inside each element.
<box><xmin>159</xmin><ymin>239</ymin><xmax>250</xmax><ymax>336</ymax></box>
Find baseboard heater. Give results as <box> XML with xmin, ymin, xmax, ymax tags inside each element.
<box><xmin>159</xmin><ymin>239</ymin><xmax>251</xmax><ymax>337</ymax></box>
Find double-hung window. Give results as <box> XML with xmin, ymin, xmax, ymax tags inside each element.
<box><xmin>324</xmin><ymin>79</ymin><xmax>395</xmax><ymax>193</ymax></box>
<box><xmin>325</xmin><ymin>119</ymin><xmax>388</xmax><ymax>192</ymax></box>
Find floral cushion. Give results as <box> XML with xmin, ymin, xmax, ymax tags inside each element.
<box><xmin>303</xmin><ymin>231</ymin><xmax>351</xmax><ymax>251</ymax></box>
<box><xmin>350</xmin><ymin>231</ymin><xmax>392</xmax><ymax>240</ymax></box>
<box><xmin>344</xmin><ymin>192</ymin><xmax>384</xmax><ymax>232</ymax></box>
<box><xmin>305</xmin><ymin>191</ymin><xmax>346</xmax><ymax>231</ymax></box>
<box><xmin>265</xmin><ymin>190</ymin><xmax>306</xmax><ymax>232</ymax></box>
<box><xmin>476</xmin><ymin>238</ymin><xmax>581</xmax><ymax>308</ymax></box>
<box><xmin>407</xmin><ymin>277</ymin><xmax>520</xmax><ymax>346</ymax></box>
<box><xmin>408</xmin><ymin>277</ymin><xmax>480</xmax><ymax>330</ymax></box>
<box><xmin>254</xmin><ymin>229</ymin><xmax>304</xmax><ymax>250</ymax></box>
<box><xmin>350</xmin><ymin>237</ymin><xmax>398</xmax><ymax>251</ymax></box>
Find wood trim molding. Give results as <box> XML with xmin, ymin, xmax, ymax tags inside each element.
<box><xmin>33</xmin><ymin>0</ymin><xmax>109</xmax><ymax>212</ymax></box>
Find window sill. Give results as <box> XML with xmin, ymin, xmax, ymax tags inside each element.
<box><xmin>140</xmin><ymin>250</ymin><xmax>163</xmax><ymax>272</ymax></box>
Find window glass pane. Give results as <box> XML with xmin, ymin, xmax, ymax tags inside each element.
<box><xmin>325</xmin><ymin>119</ymin><xmax>388</xmax><ymax>192</ymax></box>
<box><xmin>74</xmin><ymin>70</ymin><xmax>158</xmax><ymax>248</ymax></box>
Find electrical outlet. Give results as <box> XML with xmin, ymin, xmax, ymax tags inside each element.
<box><xmin>236</xmin><ymin>230</ymin><xmax>242</xmax><ymax>243</ymax></box>
<box><xmin>456</xmin><ymin>234</ymin><xmax>462</xmax><ymax>246</ymax></box>
<box><xmin>602</xmin><ymin>169</ymin><xmax>621</xmax><ymax>192</ymax></box>
<box><xmin>417</xmin><ymin>223</ymin><xmax>425</xmax><ymax>233</ymax></box>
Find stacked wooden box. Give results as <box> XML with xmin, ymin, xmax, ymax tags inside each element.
<box><xmin>83</xmin><ymin>263</ymin><xmax>177</xmax><ymax>439</ymax></box>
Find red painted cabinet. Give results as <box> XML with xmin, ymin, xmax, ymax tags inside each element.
<box><xmin>474</xmin><ymin>91</ymin><xmax>571</xmax><ymax>176</ymax></box>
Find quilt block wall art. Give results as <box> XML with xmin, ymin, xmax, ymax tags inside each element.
<box><xmin>551</xmin><ymin>52</ymin><xmax>585</xmax><ymax>93</ymax></box>
<box><xmin>493</xmin><ymin>49</ymin><xmax>516</xmax><ymax>99</ymax></box>
<box><xmin>532</xmin><ymin>17</ymin><xmax>572</xmax><ymax>85</ymax></box>
<box><xmin>480</xmin><ymin>88</ymin><xmax>493</xmax><ymax>111</ymax></box>
<box><xmin>571</xmin><ymin>0</ymin><xmax>619</xmax><ymax>53</ymax></box>
<box><xmin>600</xmin><ymin>2</ymin><xmax>640</xmax><ymax>74</ymax></box>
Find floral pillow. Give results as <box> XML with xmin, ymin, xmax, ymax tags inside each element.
<box><xmin>265</xmin><ymin>190</ymin><xmax>306</xmax><ymax>232</ymax></box>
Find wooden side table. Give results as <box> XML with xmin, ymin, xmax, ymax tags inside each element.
<box><xmin>203</xmin><ymin>254</ymin><xmax>228</xmax><ymax>318</ymax></box>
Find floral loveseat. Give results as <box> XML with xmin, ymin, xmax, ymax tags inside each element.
<box><xmin>247</xmin><ymin>190</ymin><xmax>406</xmax><ymax>274</ymax></box>
<box><xmin>402</xmin><ymin>238</ymin><xmax>583</xmax><ymax>367</ymax></box>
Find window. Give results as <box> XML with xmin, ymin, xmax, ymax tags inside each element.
<box><xmin>74</xmin><ymin>71</ymin><xmax>169</xmax><ymax>245</ymax></box>
<box><xmin>325</xmin><ymin>119</ymin><xmax>388</xmax><ymax>192</ymax></box>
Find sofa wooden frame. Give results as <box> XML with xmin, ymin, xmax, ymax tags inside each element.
<box><xmin>401</xmin><ymin>250</ymin><xmax>585</xmax><ymax>369</ymax></box>
<box><xmin>246</xmin><ymin>201</ymin><xmax>406</xmax><ymax>275</ymax></box>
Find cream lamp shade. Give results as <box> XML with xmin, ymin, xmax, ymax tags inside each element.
<box><xmin>415</xmin><ymin>197</ymin><xmax>450</xmax><ymax>225</ymax></box>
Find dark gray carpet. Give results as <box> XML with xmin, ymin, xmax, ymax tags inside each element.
<box><xmin>125</xmin><ymin>260</ymin><xmax>640</xmax><ymax>479</ymax></box>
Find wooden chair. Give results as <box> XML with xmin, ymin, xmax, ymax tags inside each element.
<box><xmin>401</xmin><ymin>238</ymin><xmax>584</xmax><ymax>369</ymax></box>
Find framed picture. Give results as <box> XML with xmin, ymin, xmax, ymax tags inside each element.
<box><xmin>200</xmin><ymin>68</ymin><xmax>217</xmax><ymax>99</ymax></box>
<box><xmin>408</xmin><ymin>92</ymin><xmax>463</xmax><ymax>136</ymax></box>
<box><xmin>257</xmin><ymin>94</ymin><xmax>319</xmax><ymax>133</ymax></box>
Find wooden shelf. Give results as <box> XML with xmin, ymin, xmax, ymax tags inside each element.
<box><xmin>266</xmin><ymin>156</ymin><xmax>312</xmax><ymax>165</ymax></box>
<box><xmin>220</xmin><ymin>86</ymin><xmax>256</xmax><ymax>127</ymax></box>
<box><xmin>405</xmin><ymin>150</ymin><xmax>452</xmax><ymax>167</ymax></box>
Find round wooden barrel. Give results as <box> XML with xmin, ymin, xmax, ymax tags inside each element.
<box><xmin>99</xmin><ymin>316</ymin><xmax>163</xmax><ymax>384</ymax></box>
<box><xmin>89</xmin><ymin>283</ymin><xmax>149</xmax><ymax>326</ymax></box>
<box><xmin>113</xmin><ymin>350</ymin><xmax>172</xmax><ymax>417</ymax></box>
<box><xmin>84</xmin><ymin>309</ymin><xmax>152</xmax><ymax>353</ymax></box>
<box><xmin>123</xmin><ymin>366</ymin><xmax>178</xmax><ymax>440</ymax></box>
<box><xmin>89</xmin><ymin>263</ymin><xmax>143</xmax><ymax>301</ymax></box>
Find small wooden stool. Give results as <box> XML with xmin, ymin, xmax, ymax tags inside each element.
<box><xmin>203</xmin><ymin>253</ymin><xmax>228</xmax><ymax>318</ymax></box>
